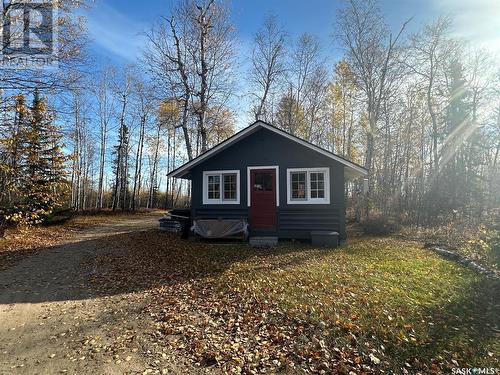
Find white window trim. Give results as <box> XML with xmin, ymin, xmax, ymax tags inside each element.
<box><xmin>247</xmin><ymin>166</ymin><xmax>279</xmax><ymax>207</ymax></box>
<box><xmin>202</xmin><ymin>170</ymin><xmax>240</xmax><ymax>205</ymax></box>
<box><xmin>286</xmin><ymin>167</ymin><xmax>330</xmax><ymax>204</ymax></box>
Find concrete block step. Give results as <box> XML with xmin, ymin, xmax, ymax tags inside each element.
<box><xmin>249</xmin><ymin>236</ymin><xmax>278</xmax><ymax>247</ymax></box>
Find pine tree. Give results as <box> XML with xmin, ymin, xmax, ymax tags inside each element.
<box><xmin>111</xmin><ymin>122</ymin><xmax>130</xmax><ymax>211</ymax></box>
<box><xmin>16</xmin><ymin>90</ymin><xmax>67</xmax><ymax>225</ymax></box>
<box><xmin>440</xmin><ymin>60</ymin><xmax>472</xmax><ymax>216</ymax></box>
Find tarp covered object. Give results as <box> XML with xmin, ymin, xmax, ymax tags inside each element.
<box><xmin>192</xmin><ymin>219</ymin><xmax>248</xmax><ymax>239</ymax></box>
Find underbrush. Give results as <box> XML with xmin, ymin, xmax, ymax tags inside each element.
<box><xmin>398</xmin><ymin>221</ymin><xmax>500</xmax><ymax>272</ymax></box>
<box><xmin>60</xmin><ymin>208</ymin><xmax>164</xmax><ymax>229</ymax></box>
<box><xmin>362</xmin><ymin>216</ymin><xmax>401</xmax><ymax>235</ymax></box>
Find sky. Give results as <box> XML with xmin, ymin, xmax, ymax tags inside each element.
<box><xmin>83</xmin><ymin>0</ymin><xmax>500</xmax><ymax>128</ymax></box>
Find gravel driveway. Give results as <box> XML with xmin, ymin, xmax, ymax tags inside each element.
<box><xmin>0</xmin><ymin>216</ymin><xmax>161</xmax><ymax>375</ymax></box>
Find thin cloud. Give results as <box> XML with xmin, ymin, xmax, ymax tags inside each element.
<box><xmin>85</xmin><ymin>2</ymin><xmax>148</xmax><ymax>62</ymax></box>
<box><xmin>432</xmin><ymin>0</ymin><xmax>500</xmax><ymax>53</ymax></box>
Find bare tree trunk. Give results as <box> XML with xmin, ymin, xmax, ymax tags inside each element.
<box><xmin>97</xmin><ymin>125</ymin><xmax>107</xmax><ymax>209</ymax></box>
<box><xmin>427</xmin><ymin>71</ymin><xmax>439</xmax><ymax>171</ymax></box>
<box><xmin>171</xmin><ymin>128</ymin><xmax>177</xmax><ymax>208</ymax></box>
<box><xmin>132</xmin><ymin>114</ymin><xmax>146</xmax><ymax>211</ymax></box>
<box><xmin>165</xmin><ymin>127</ymin><xmax>172</xmax><ymax>209</ymax></box>
<box><xmin>148</xmin><ymin>123</ymin><xmax>162</xmax><ymax>208</ymax></box>
<box><xmin>95</xmin><ymin>70</ymin><xmax>114</xmax><ymax>210</ymax></box>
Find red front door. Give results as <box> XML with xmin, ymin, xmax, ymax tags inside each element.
<box><xmin>250</xmin><ymin>169</ymin><xmax>277</xmax><ymax>230</ymax></box>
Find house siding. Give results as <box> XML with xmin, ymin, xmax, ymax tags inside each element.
<box><xmin>190</xmin><ymin>127</ymin><xmax>346</xmax><ymax>240</ymax></box>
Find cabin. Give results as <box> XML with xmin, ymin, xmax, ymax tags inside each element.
<box><xmin>167</xmin><ymin>120</ymin><xmax>367</xmax><ymax>245</ymax></box>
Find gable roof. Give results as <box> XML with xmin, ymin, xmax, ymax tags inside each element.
<box><xmin>168</xmin><ymin>120</ymin><xmax>368</xmax><ymax>179</ymax></box>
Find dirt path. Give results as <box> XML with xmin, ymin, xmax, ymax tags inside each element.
<box><xmin>0</xmin><ymin>216</ymin><xmax>168</xmax><ymax>375</ymax></box>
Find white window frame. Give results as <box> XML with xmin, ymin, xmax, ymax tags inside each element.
<box><xmin>247</xmin><ymin>166</ymin><xmax>279</xmax><ymax>207</ymax></box>
<box><xmin>286</xmin><ymin>167</ymin><xmax>330</xmax><ymax>204</ymax></box>
<box><xmin>202</xmin><ymin>170</ymin><xmax>240</xmax><ymax>205</ymax></box>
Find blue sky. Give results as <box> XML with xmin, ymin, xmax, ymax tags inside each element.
<box><xmin>83</xmin><ymin>0</ymin><xmax>500</xmax><ymax>128</ymax></box>
<box><xmin>85</xmin><ymin>0</ymin><xmax>432</xmax><ymax>64</ymax></box>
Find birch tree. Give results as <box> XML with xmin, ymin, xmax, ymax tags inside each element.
<box><xmin>131</xmin><ymin>79</ymin><xmax>156</xmax><ymax>211</ymax></box>
<box><xmin>94</xmin><ymin>68</ymin><xmax>115</xmax><ymax>209</ymax></box>
<box><xmin>145</xmin><ymin>15</ymin><xmax>194</xmax><ymax>160</ymax></box>
<box><xmin>145</xmin><ymin>0</ymin><xmax>236</xmax><ymax>156</ymax></box>
<box><xmin>337</xmin><ymin>0</ymin><xmax>410</xmax><ymax>219</ymax></box>
<box><xmin>188</xmin><ymin>0</ymin><xmax>236</xmax><ymax>152</ymax></box>
<box><xmin>407</xmin><ymin>17</ymin><xmax>455</xmax><ymax>171</ymax></box>
<box><xmin>249</xmin><ymin>15</ymin><xmax>287</xmax><ymax>122</ymax></box>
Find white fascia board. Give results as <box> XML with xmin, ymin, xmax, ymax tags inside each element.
<box><xmin>168</xmin><ymin>121</ymin><xmax>367</xmax><ymax>179</ymax></box>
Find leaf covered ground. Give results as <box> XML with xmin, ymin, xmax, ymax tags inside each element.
<box><xmin>0</xmin><ymin>210</ymin><xmax>161</xmax><ymax>271</ymax></box>
<box><xmin>397</xmin><ymin>219</ymin><xmax>500</xmax><ymax>273</ymax></box>
<box><xmin>87</xmin><ymin>231</ymin><xmax>500</xmax><ymax>374</ymax></box>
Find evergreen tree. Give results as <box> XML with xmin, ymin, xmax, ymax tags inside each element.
<box><xmin>440</xmin><ymin>60</ymin><xmax>473</xmax><ymax>215</ymax></box>
<box><xmin>111</xmin><ymin>122</ymin><xmax>130</xmax><ymax>211</ymax></box>
<box><xmin>15</xmin><ymin>90</ymin><xmax>67</xmax><ymax>225</ymax></box>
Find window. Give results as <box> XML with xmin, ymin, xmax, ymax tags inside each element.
<box><xmin>223</xmin><ymin>174</ymin><xmax>237</xmax><ymax>200</ymax></box>
<box><xmin>207</xmin><ymin>175</ymin><xmax>220</xmax><ymax>199</ymax></box>
<box><xmin>254</xmin><ymin>172</ymin><xmax>273</xmax><ymax>191</ymax></box>
<box><xmin>203</xmin><ymin>170</ymin><xmax>240</xmax><ymax>204</ymax></box>
<box><xmin>287</xmin><ymin>168</ymin><xmax>330</xmax><ymax>204</ymax></box>
<box><xmin>291</xmin><ymin>172</ymin><xmax>307</xmax><ymax>200</ymax></box>
<box><xmin>310</xmin><ymin>172</ymin><xmax>325</xmax><ymax>199</ymax></box>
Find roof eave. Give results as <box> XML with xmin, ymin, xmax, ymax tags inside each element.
<box><xmin>167</xmin><ymin>120</ymin><xmax>368</xmax><ymax>179</ymax></box>
<box><xmin>344</xmin><ymin>166</ymin><xmax>368</xmax><ymax>180</ymax></box>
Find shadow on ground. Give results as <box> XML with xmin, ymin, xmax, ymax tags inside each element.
<box><xmin>379</xmin><ymin>276</ymin><xmax>500</xmax><ymax>368</ymax></box>
<box><xmin>0</xmin><ymin>224</ymin><xmax>319</xmax><ymax>305</ymax></box>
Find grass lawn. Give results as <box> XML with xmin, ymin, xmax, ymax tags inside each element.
<box><xmin>89</xmin><ymin>231</ymin><xmax>500</xmax><ymax>374</ymax></box>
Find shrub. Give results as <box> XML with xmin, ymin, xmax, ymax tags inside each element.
<box><xmin>362</xmin><ymin>216</ymin><xmax>400</xmax><ymax>236</ymax></box>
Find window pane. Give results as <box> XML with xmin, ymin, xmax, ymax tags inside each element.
<box><xmin>291</xmin><ymin>172</ymin><xmax>306</xmax><ymax>199</ymax></box>
<box><xmin>207</xmin><ymin>175</ymin><xmax>220</xmax><ymax>199</ymax></box>
<box><xmin>309</xmin><ymin>172</ymin><xmax>325</xmax><ymax>200</ymax></box>
<box><xmin>254</xmin><ymin>172</ymin><xmax>273</xmax><ymax>191</ymax></box>
<box><xmin>223</xmin><ymin>173</ymin><xmax>237</xmax><ymax>200</ymax></box>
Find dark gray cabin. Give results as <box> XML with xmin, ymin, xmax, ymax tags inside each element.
<box><xmin>168</xmin><ymin>121</ymin><xmax>367</xmax><ymax>242</ymax></box>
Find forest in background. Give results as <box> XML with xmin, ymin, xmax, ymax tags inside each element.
<box><xmin>0</xmin><ymin>0</ymin><xmax>499</xmax><ymax>235</ymax></box>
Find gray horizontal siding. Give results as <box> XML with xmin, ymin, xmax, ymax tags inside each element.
<box><xmin>189</xmin><ymin>127</ymin><xmax>347</xmax><ymax>240</ymax></box>
<box><xmin>278</xmin><ymin>207</ymin><xmax>341</xmax><ymax>239</ymax></box>
<box><xmin>194</xmin><ymin>207</ymin><xmax>248</xmax><ymax>219</ymax></box>
<box><xmin>193</xmin><ymin>207</ymin><xmax>343</xmax><ymax>240</ymax></box>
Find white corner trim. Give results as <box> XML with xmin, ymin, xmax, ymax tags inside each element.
<box><xmin>202</xmin><ymin>170</ymin><xmax>240</xmax><ymax>205</ymax></box>
<box><xmin>247</xmin><ymin>166</ymin><xmax>279</xmax><ymax>207</ymax></box>
<box><xmin>286</xmin><ymin>167</ymin><xmax>330</xmax><ymax>205</ymax></box>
